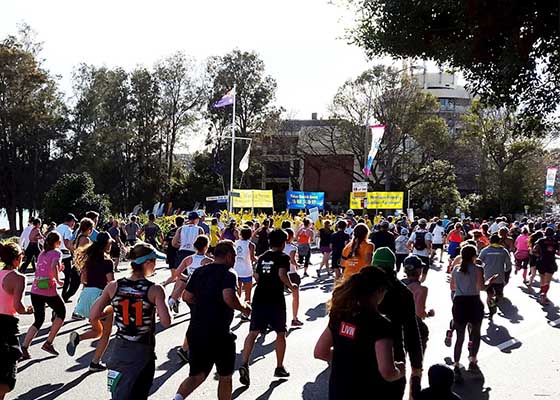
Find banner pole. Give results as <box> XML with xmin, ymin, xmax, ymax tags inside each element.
<box><xmin>228</xmin><ymin>84</ymin><xmax>237</xmax><ymax>213</ymax></box>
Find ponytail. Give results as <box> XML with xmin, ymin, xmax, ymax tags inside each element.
<box><xmin>350</xmin><ymin>224</ymin><xmax>369</xmax><ymax>257</ymax></box>
<box><xmin>459</xmin><ymin>245</ymin><xmax>477</xmax><ymax>273</ymax></box>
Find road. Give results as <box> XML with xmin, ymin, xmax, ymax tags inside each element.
<box><xmin>9</xmin><ymin>252</ymin><xmax>560</xmax><ymax>400</ymax></box>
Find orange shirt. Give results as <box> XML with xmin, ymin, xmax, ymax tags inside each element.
<box><xmin>297</xmin><ymin>227</ymin><xmax>314</xmax><ymax>245</ymax></box>
<box><xmin>341</xmin><ymin>241</ymin><xmax>375</xmax><ymax>278</ymax></box>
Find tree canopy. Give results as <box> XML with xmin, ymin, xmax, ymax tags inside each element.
<box><xmin>346</xmin><ymin>0</ymin><xmax>560</xmax><ymax>130</ymax></box>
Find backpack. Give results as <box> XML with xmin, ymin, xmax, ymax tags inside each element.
<box><xmin>414</xmin><ymin>231</ymin><xmax>427</xmax><ymax>251</ymax></box>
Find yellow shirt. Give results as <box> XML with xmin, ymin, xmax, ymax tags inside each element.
<box><xmin>210</xmin><ymin>225</ymin><xmax>220</xmax><ymax>247</ymax></box>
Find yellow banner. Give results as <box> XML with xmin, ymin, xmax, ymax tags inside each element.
<box><xmin>232</xmin><ymin>190</ymin><xmax>274</xmax><ymax>208</ymax></box>
<box><xmin>350</xmin><ymin>192</ymin><xmax>404</xmax><ymax>210</ymax></box>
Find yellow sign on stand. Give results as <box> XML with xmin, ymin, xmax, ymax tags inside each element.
<box><xmin>350</xmin><ymin>192</ymin><xmax>404</xmax><ymax>209</ymax></box>
<box><xmin>232</xmin><ymin>190</ymin><xmax>274</xmax><ymax>208</ymax></box>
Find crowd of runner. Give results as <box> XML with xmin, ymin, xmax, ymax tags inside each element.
<box><xmin>0</xmin><ymin>208</ymin><xmax>558</xmax><ymax>399</ymax></box>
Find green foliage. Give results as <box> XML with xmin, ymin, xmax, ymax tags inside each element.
<box><xmin>43</xmin><ymin>173</ymin><xmax>111</xmax><ymax>224</ymax></box>
<box><xmin>345</xmin><ymin>0</ymin><xmax>559</xmax><ymax>131</ymax></box>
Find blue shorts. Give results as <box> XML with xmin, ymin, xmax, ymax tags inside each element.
<box><xmin>238</xmin><ymin>276</ymin><xmax>253</xmax><ymax>284</ymax></box>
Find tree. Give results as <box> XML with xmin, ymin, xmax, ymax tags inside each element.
<box><xmin>345</xmin><ymin>0</ymin><xmax>560</xmax><ymax>130</ymax></box>
<box><xmin>462</xmin><ymin>100</ymin><xmax>544</xmax><ymax>214</ymax></box>
<box><xmin>0</xmin><ymin>29</ymin><xmax>65</xmax><ymax>233</ymax></box>
<box><xmin>43</xmin><ymin>173</ymin><xmax>111</xmax><ymax>224</ymax></box>
<box><xmin>300</xmin><ymin>66</ymin><xmax>452</xmax><ymax>191</ymax></box>
<box><xmin>206</xmin><ymin>50</ymin><xmax>282</xmax><ymax>189</ymax></box>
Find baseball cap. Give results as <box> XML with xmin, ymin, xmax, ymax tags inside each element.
<box><xmin>372</xmin><ymin>247</ymin><xmax>396</xmax><ymax>271</ymax></box>
<box><xmin>400</xmin><ymin>228</ymin><xmax>409</xmax><ymax>235</ymax></box>
<box><xmin>346</xmin><ymin>209</ymin><xmax>355</xmax><ymax>216</ymax></box>
<box><xmin>403</xmin><ymin>255</ymin><xmax>426</xmax><ymax>272</ymax></box>
<box><xmin>129</xmin><ymin>242</ymin><xmax>167</xmax><ymax>264</ymax></box>
<box><xmin>196</xmin><ymin>209</ymin><xmax>206</xmax><ymax>218</ymax></box>
<box><xmin>64</xmin><ymin>213</ymin><xmax>78</xmax><ymax>223</ymax></box>
<box><xmin>418</xmin><ymin>218</ymin><xmax>427</xmax><ymax>226</ymax></box>
<box><xmin>187</xmin><ymin>211</ymin><xmax>199</xmax><ymax>220</ymax></box>
<box><xmin>380</xmin><ymin>221</ymin><xmax>389</xmax><ymax>228</ymax></box>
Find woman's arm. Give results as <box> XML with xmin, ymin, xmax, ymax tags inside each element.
<box><xmin>90</xmin><ymin>282</ymin><xmax>117</xmax><ymax>321</ymax></box>
<box><xmin>150</xmin><ymin>284</ymin><xmax>171</xmax><ymax>328</ymax></box>
<box><xmin>375</xmin><ymin>338</ymin><xmax>405</xmax><ymax>382</ymax></box>
<box><xmin>51</xmin><ymin>256</ymin><xmax>62</xmax><ymax>286</ymax></box>
<box><xmin>249</xmin><ymin>243</ymin><xmax>257</xmax><ymax>263</ymax></box>
<box><xmin>365</xmin><ymin>244</ymin><xmax>374</xmax><ymax>265</ymax></box>
<box><xmin>314</xmin><ymin>327</ymin><xmax>333</xmax><ymax>362</ymax></box>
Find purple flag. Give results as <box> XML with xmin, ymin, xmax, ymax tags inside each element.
<box><xmin>213</xmin><ymin>90</ymin><xmax>234</xmax><ymax>108</ymax></box>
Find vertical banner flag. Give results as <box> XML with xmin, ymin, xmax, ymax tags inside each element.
<box><xmin>363</xmin><ymin>124</ymin><xmax>386</xmax><ymax>176</ymax></box>
<box><xmin>213</xmin><ymin>89</ymin><xmax>235</xmax><ymax>108</ymax></box>
<box><xmin>239</xmin><ymin>143</ymin><xmax>251</xmax><ymax>172</ymax></box>
<box><xmin>545</xmin><ymin>167</ymin><xmax>558</xmax><ymax>195</ymax></box>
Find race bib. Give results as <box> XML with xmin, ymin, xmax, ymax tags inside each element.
<box><xmin>107</xmin><ymin>369</ymin><xmax>122</xmax><ymax>394</ymax></box>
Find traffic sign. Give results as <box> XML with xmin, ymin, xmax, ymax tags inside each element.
<box><xmin>353</xmin><ymin>182</ymin><xmax>368</xmax><ymax>198</ymax></box>
<box><xmin>206</xmin><ymin>195</ymin><xmax>228</xmax><ymax>202</ymax></box>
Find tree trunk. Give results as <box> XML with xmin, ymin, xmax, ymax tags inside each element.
<box><xmin>7</xmin><ymin>201</ymin><xmax>17</xmax><ymax>236</ymax></box>
<box><xmin>18</xmin><ymin>208</ymin><xmax>24</xmax><ymax>232</ymax></box>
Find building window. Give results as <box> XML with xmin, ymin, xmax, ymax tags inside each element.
<box><xmin>439</xmin><ymin>98</ymin><xmax>455</xmax><ymax>111</ymax></box>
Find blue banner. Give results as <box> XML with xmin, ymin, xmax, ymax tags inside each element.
<box><xmin>286</xmin><ymin>191</ymin><xmax>325</xmax><ymax>209</ymax></box>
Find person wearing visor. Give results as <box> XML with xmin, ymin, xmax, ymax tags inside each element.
<box><xmin>90</xmin><ymin>242</ymin><xmax>171</xmax><ymax>400</ymax></box>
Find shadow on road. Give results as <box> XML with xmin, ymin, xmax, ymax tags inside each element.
<box><xmin>302</xmin><ymin>366</ymin><xmax>330</xmax><ymax>399</ymax></box>
<box><xmin>17</xmin><ymin>355</ymin><xmax>58</xmax><ymax>373</ymax></box>
<box><xmin>452</xmin><ymin>368</ymin><xmax>491</xmax><ymax>400</ymax></box>
<box><xmin>304</xmin><ymin>303</ymin><xmax>327</xmax><ymax>322</ymax></box>
<box><xmin>149</xmin><ymin>347</ymin><xmax>187</xmax><ymax>395</ymax></box>
<box><xmin>254</xmin><ymin>378</ymin><xmax>287</xmax><ymax>400</ymax></box>
<box><xmin>481</xmin><ymin>321</ymin><xmax>522</xmax><ymax>353</ymax></box>
<box><xmin>17</xmin><ymin>371</ymin><xmax>91</xmax><ymax>400</ymax></box>
<box><xmin>497</xmin><ymin>297</ymin><xmax>523</xmax><ymax>323</ymax></box>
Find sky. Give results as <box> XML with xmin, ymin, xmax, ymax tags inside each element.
<box><xmin>0</xmin><ymin>0</ymin><xmax>388</xmax><ymax>120</ymax></box>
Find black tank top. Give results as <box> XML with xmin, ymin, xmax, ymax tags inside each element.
<box><xmin>111</xmin><ymin>277</ymin><xmax>156</xmax><ymax>346</ymax></box>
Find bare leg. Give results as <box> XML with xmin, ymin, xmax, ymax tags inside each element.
<box><xmin>291</xmin><ymin>288</ymin><xmax>300</xmax><ymax>321</ymax></box>
<box><xmin>92</xmin><ymin>311</ymin><xmax>113</xmax><ymax>363</ymax></box>
<box><xmin>22</xmin><ymin>326</ymin><xmax>38</xmax><ymax>348</ymax></box>
<box><xmin>275</xmin><ymin>332</ymin><xmax>287</xmax><ymax>368</ymax></box>
<box><xmin>176</xmin><ymin>373</ymin><xmax>207</xmax><ymax>398</ymax></box>
<box><xmin>242</xmin><ymin>331</ymin><xmax>259</xmax><ymax>365</ymax></box>
<box><xmin>182</xmin><ymin>336</ymin><xmax>189</xmax><ymax>352</ymax></box>
<box><xmin>243</xmin><ymin>282</ymin><xmax>253</xmax><ymax>303</ymax></box>
<box><xmin>47</xmin><ymin>317</ymin><xmax>64</xmax><ymax>344</ymax></box>
<box><xmin>218</xmin><ymin>375</ymin><xmax>233</xmax><ymax>400</ymax></box>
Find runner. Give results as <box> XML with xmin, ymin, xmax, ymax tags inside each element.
<box><xmin>330</xmin><ymin>220</ymin><xmax>350</xmax><ymax>280</ymax></box>
<box><xmin>107</xmin><ymin>220</ymin><xmax>124</xmax><ymax>272</ymax></box>
<box><xmin>407</xmin><ymin>219</ymin><xmax>432</xmax><ymax>282</ymax></box>
<box><xmin>430</xmin><ymin>220</ymin><xmax>446</xmax><ymax>264</ymax></box>
<box><xmin>317</xmin><ymin>220</ymin><xmax>333</xmax><ymax>277</ymax></box>
<box><xmin>140</xmin><ymin>213</ymin><xmax>164</xmax><ymax>249</ymax></box>
<box><xmin>239</xmin><ymin>229</ymin><xmax>296</xmax><ymax>386</ymax></box>
<box><xmin>18</xmin><ymin>218</ymin><xmax>43</xmax><ymax>274</ymax></box>
<box><xmin>74</xmin><ymin>217</ymin><xmax>94</xmax><ymax>249</ymax></box>
<box><xmin>66</xmin><ymin>232</ymin><xmax>115</xmax><ymax>372</ymax></box>
<box><xmin>450</xmin><ymin>244</ymin><xmax>492</xmax><ymax>383</ymax></box>
<box><xmin>313</xmin><ymin>267</ymin><xmax>405</xmax><ymax>399</ymax></box>
<box><xmin>85</xmin><ymin>211</ymin><xmax>100</xmax><ymax>241</ymax></box>
<box><xmin>172</xmin><ymin>241</ymin><xmax>251</xmax><ymax>400</ymax></box>
<box><xmin>370</xmin><ymin>221</ymin><xmax>396</xmax><ymax>252</ymax></box>
<box><xmin>89</xmin><ymin>242</ymin><xmax>171</xmax><ymax>400</ymax></box>
<box><xmin>446</xmin><ymin>223</ymin><xmax>464</xmax><ymax>273</ymax></box>
<box><xmin>532</xmin><ymin>227</ymin><xmax>559</xmax><ymax>305</ymax></box>
<box><xmin>21</xmin><ymin>231</ymin><xmax>66</xmax><ymax>359</ymax></box>
<box><xmin>341</xmin><ymin>223</ymin><xmax>374</xmax><ymax>278</ymax></box>
<box><xmin>164</xmin><ymin>235</ymin><xmax>213</xmax><ymax>288</ymax></box>
<box><xmin>295</xmin><ymin>218</ymin><xmax>314</xmax><ymax>277</ymax></box>
<box><xmin>479</xmin><ymin>234</ymin><xmax>512</xmax><ymax>320</ymax></box>
<box><xmin>234</xmin><ymin>227</ymin><xmax>257</xmax><ymax>311</ymax></box>
<box><xmin>0</xmin><ymin>242</ymin><xmax>33</xmax><ymax>400</ymax></box>
<box><xmin>55</xmin><ymin>213</ymin><xmax>81</xmax><ymax>302</ymax></box>
<box><xmin>402</xmin><ymin>255</ymin><xmax>435</xmax><ymax>354</ymax></box>
<box><xmin>124</xmin><ymin>215</ymin><xmax>141</xmax><ymax>246</ymax></box>
<box><xmin>209</xmin><ymin>218</ymin><xmax>221</xmax><ymax>254</ymax></box>
<box><xmin>514</xmin><ymin>227</ymin><xmax>531</xmax><ymax>283</ymax></box>
<box><xmin>284</xmin><ymin>228</ymin><xmax>303</xmax><ymax>327</ymax></box>
<box><xmin>172</xmin><ymin>212</ymin><xmax>204</xmax><ymax>268</ymax></box>
<box><xmin>164</xmin><ymin>216</ymin><xmax>184</xmax><ymax>276</ymax></box>
<box><xmin>394</xmin><ymin>228</ymin><xmax>410</xmax><ymax>273</ymax></box>
<box><xmin>222</xmin><ymin>220</ymin><xmax>240</xmax><ymax>242</ymax></box>
<box><xmin>528</xmin><ymin>227</ymin><xmax>545</xmax><ymax>287</ymax></box>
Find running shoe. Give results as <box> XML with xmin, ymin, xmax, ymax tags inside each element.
<box><xmin>176</xmin><ymin>348</ymin><xmax>190</xmax><ymax>363</ymax></box>
<box><xmin>303</xmin><ymin>272</ymin><xmax>309</xmax><ymax>278</ymax></box>
<box><xmin>444</xmin><ymin>329</ymin><xmax>453</xmax><ymax>347</ymax></box>
<box><xmin>239</xmin><ymin>365</ymin><xmax>250</xmax><ymax>386</ymax></box>
<box><xmin>291</xmin><ymin>319</ymin><xmax>304</xmax><ymax>327</ymax></box>
<box><xmin>41</xmin><ymin>342</ymin><xmax>59</xmax><ymax>356</ymax></box>
<box><xmin>66</xmin><ymin>331</ymin><xmax>80</xmax><ymax>356</ymax></box>
<box><xmin>453</xmin><ymin>366</ymin><xmax>463</xmax><ymax>383</ymax></box>
<box><xmin>540</xmin><ymin>294</ymin><xmax>550</xmax><ymax>305</ymax></box>
<box><xmin>20</xmin><ymin>346</ymin><xmax>30</xmax><ymax>361</ymax></box>
<box><xmin>274</xmin><ymin>366</ymin><xmax>290</xmax><ymax>378</ymax></box>
<box><xmin>89</xmin><ymin>361</ymin><xmax>107</xmax><ymax>372</ymax></box>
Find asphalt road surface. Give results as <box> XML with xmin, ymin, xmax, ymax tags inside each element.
<box><xmin>9</xmin><ymin>252</ymin><xmax>560</xmax><ymax>400</ymax></box>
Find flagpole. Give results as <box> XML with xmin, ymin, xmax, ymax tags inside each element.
<box><xmin>229</xmin><ymin>84</ymin><xmax>236</xmax><ymax>212</ymax></box>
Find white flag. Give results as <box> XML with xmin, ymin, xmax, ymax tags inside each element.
<box><xmin>239</xmin><ymin>143</ymin><xmax>251</xmax><ymax>172</ymax></box>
